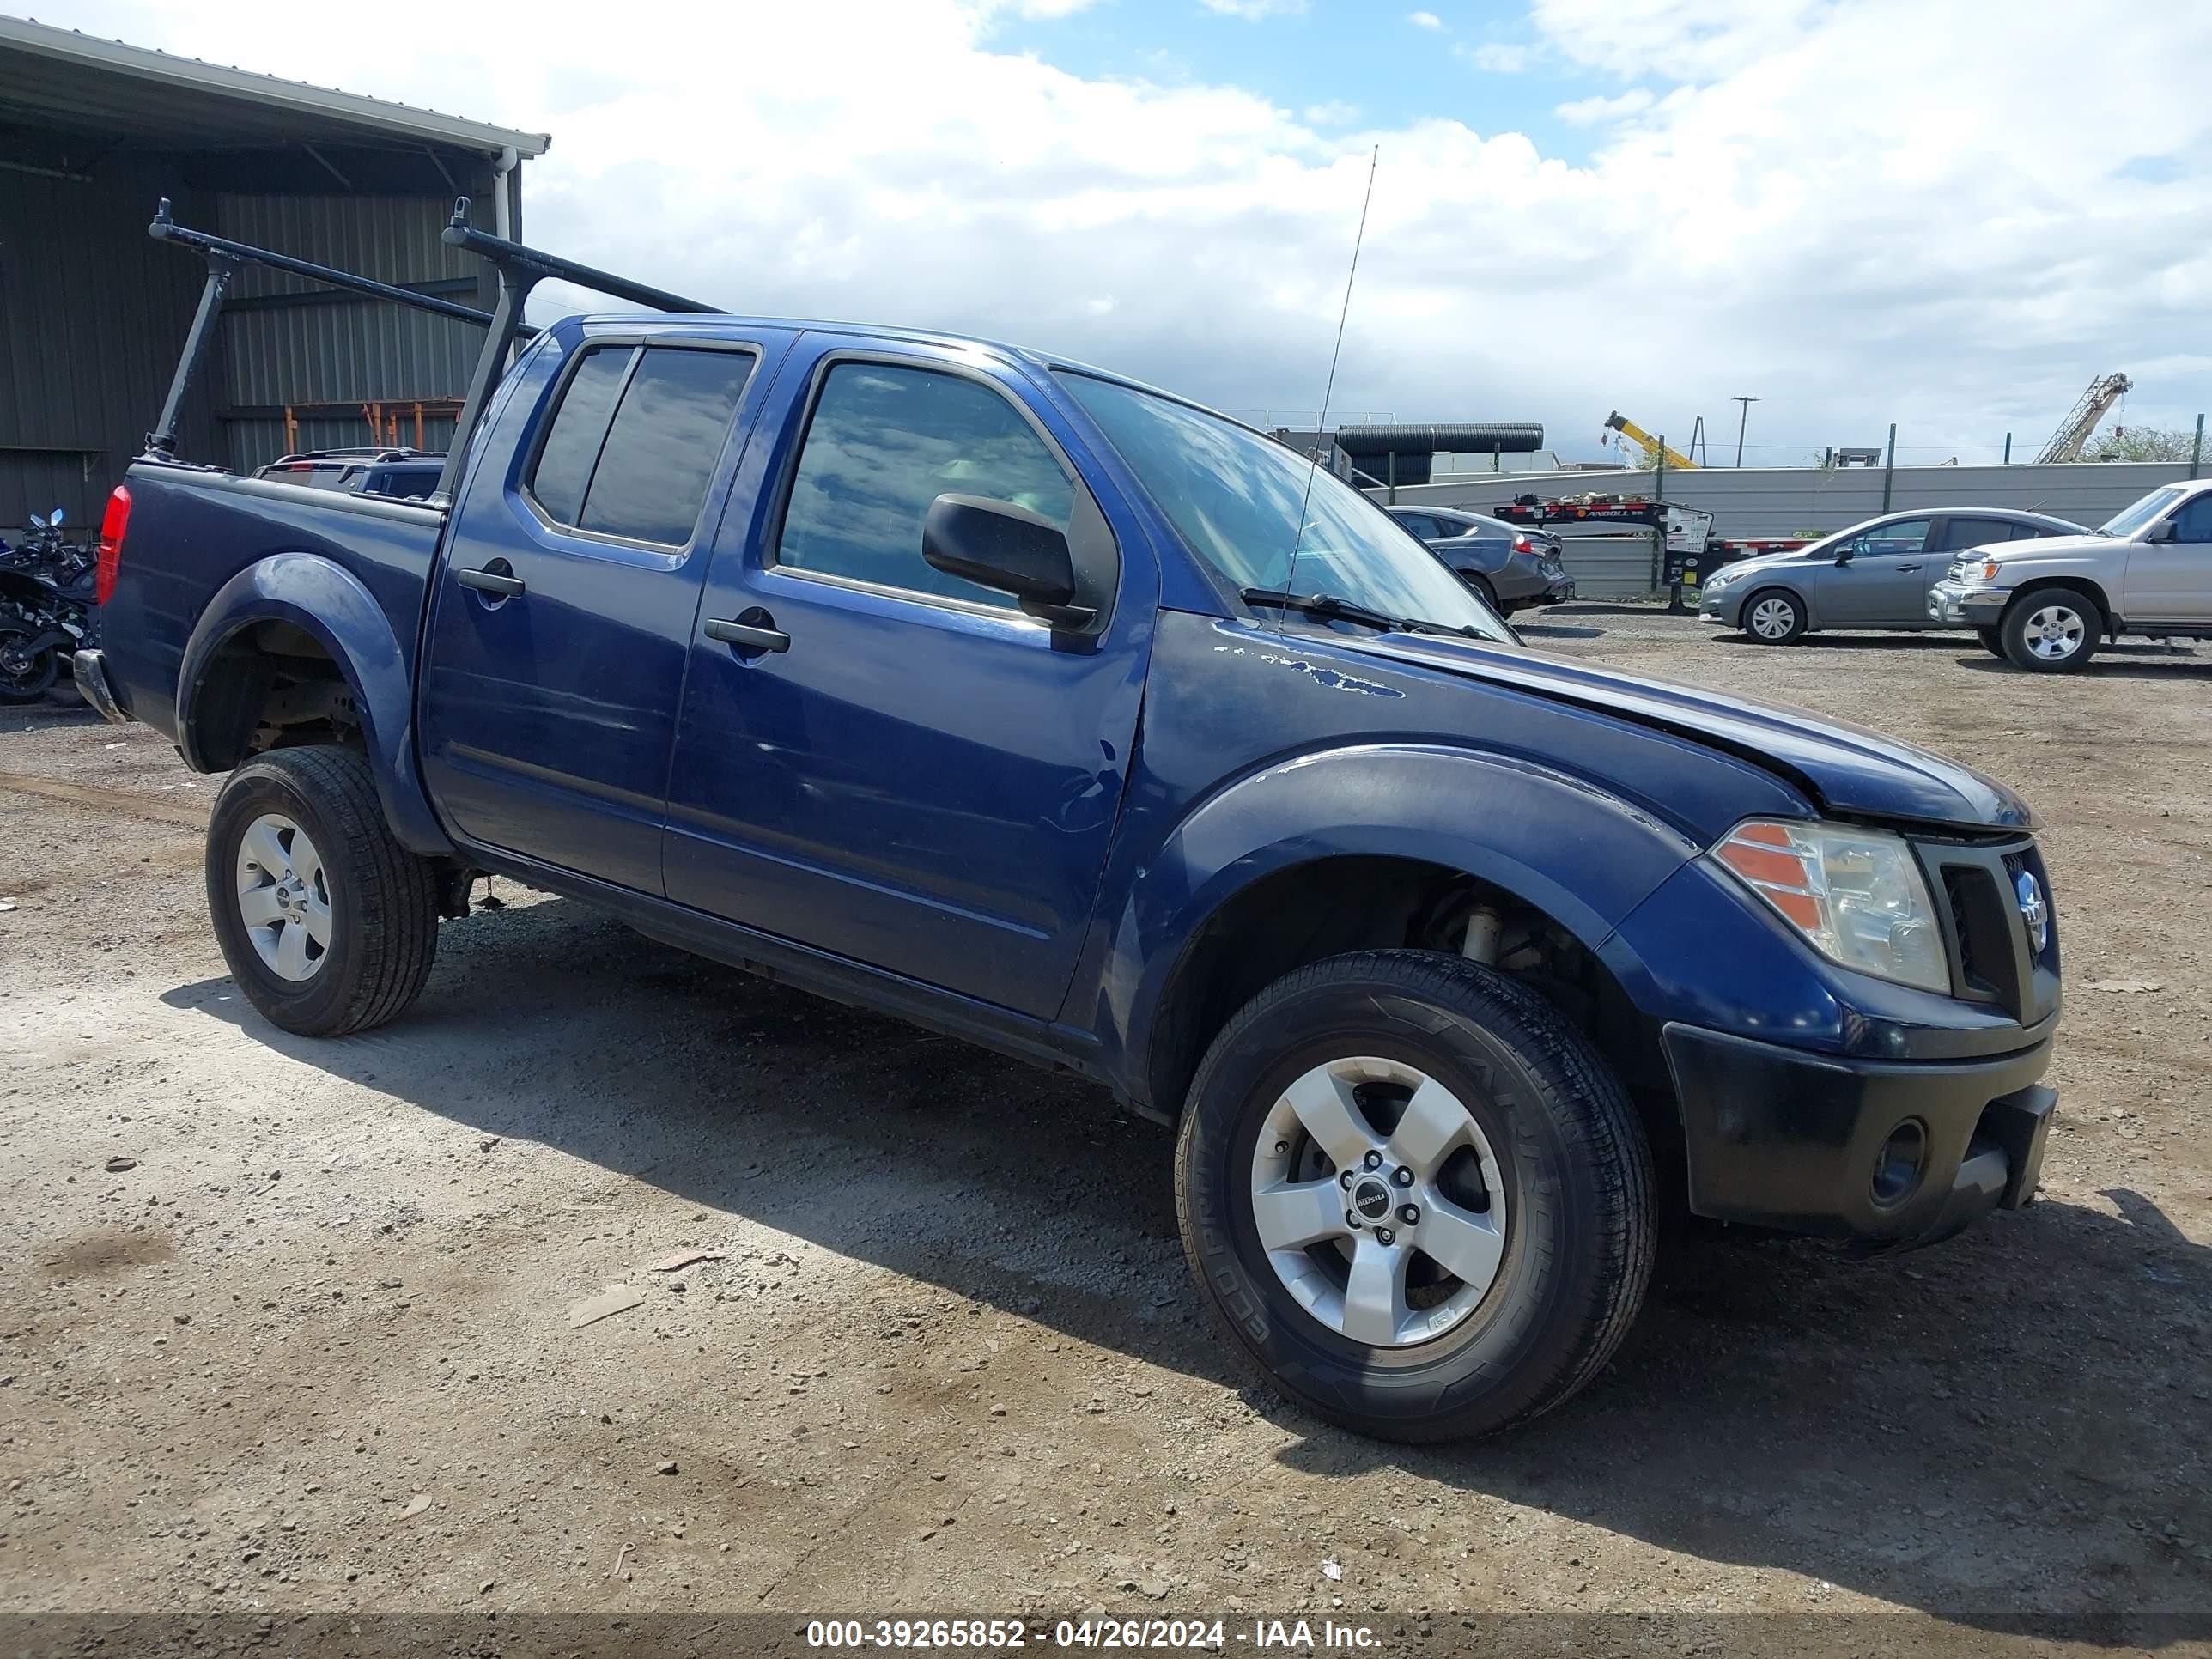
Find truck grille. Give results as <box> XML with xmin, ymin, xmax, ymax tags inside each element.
<box><xmin>1922</xmin><ymin>837</ymin><xmax>2057</xmax><ymax>1024</ymax></box>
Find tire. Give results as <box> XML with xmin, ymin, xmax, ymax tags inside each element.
<box><xmin>1975</xmin><ymin>627</ymin><xmax>2005</xmax><ymax>659</ymax></box>
<box><xmin>2000</xmin><ymin>589</ymin><xmax>2101</xmax><ymax>672</ymax></box>
<box><xmin>1741</xmin><ymin>587</ymin><xmax>1806</xmax><ymax>644</ymax></box>
<box><xmin>205</xmin><ymin>745</ymin><xmax>441</xmax><ymax>1036</ymax></box>
<box><xmin>1459</xmin><ymin>571</ymin><xmax>1501</xmax><ymax>613</ymax></box>
<box><xmin>0</xmin><ymin>626</ymin><xmax>58</xmax><ymax>703</ymax></box>
<box><xmin>1175</xmin><ymin>949</ymin><xmax>1656</xmax><ymax>1443</ymax></box>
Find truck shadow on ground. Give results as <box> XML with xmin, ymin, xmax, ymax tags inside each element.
<box><xmin>1951</xmin><ymin>653</ymin><xmax>2209</xmax><ymax>680</ymax></box>
<box><xmin>1711</xmin><ymin>630</ymin><xmax>2203</xmax><ymax>676</ymax></box>
<box><xmin>162</xmin><ymin>896</ymin><xmax>2210</xmax><ymax>1640</ymax></box>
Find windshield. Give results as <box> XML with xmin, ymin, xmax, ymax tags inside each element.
<box><xmin>1058</xmin><ymin>373</ymin><xmax>1515</xmax><ymax>642</ymax></box>
<box><xmin>2099</xmin><ymin>486</ymin><xmax>2184</xmax><ymax>538</ymax></box>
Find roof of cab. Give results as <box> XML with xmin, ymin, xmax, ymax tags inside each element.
<box><xmin>544</xmin><ymin>310</ymin><xmax>1190</xmax><ymax>407</ymax></box>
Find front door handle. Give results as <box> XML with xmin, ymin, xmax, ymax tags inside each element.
<box><xmin>705</xmin><ymin>616</ymin><xmax>790</xmax><ymax>653</ymax></box>
<box><xmin>457</xmin><ymin>566</ymin><xmax>525</xmax><ymax>597</ymax></box>
<box><xmin>1898</xmin><ymin>562</ymin><xmax>1922</xmax><ymax>573</ymax></box>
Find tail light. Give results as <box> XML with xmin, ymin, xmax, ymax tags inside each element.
<box><xmin>1511</xmin><ymin>535</ymin><xmax>1533</xmax><ymax>553</ymax></box>
<box><xmin>96</xmin><ymin>483</ymin><xmax>130</xmax><ymax>605</ymax></box>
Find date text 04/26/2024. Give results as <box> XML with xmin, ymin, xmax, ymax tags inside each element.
<box><xmin>803</xmin><ymin>1618</ymin><xmax>1382</xmax><ymax>1650</ymax></box>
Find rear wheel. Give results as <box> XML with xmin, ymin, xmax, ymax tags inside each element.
<box><xmin>0</xmin><ymin>624</ymin><xmax>58</xmax><ymax>702</ymax></box>
<box><xmin>1742</xmin><ymin>588</ymin><xmax>1806</xmax><ymax>644</ymax></box>
<box><xmin>1175</xmin><ymin>950</ymin><xmax>1655</xmax><ymax>1442</ymax></box>
<box><xmin>2001</xmin><ymin>591</ymin><xmax>2101</xmax><ymax>672</ymax></box>
<box><xmin>1975</xmin><ymin>627</ymin><xmax>2005</xmax><ymax>658</ymax></box>
<box><xmin>1460</xmin><ymin>571</ymin><xmax>1500</xmax><ymax>613</ymax></box>
<box><xmin>206</xmin><ymin>745</ymin><xmax>441</xmax><ymax>1036</ymax></box>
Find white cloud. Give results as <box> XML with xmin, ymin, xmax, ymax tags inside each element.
<box><xmin>1554</xmin><ymin>88</ymin><xmax>1654</xmax><ymax>125</ymax></box>
<box><xmin>1304</xmin><ymin>100</ymin><xmax>1361</xmax><ymax>126</ymax></box>
<box><xmin>36</xmin><ymin>0</ymin><xmax>2212</xmax><ymax>459</ymax></box>
<box><xmin>1197</xmin><ymin>0</ymin><xmax>1307</xmax><ymax>17</ymax></box>
<box><xmin>1462</xmin><ymin>40</ymin><xmax>1534</xmax><ymax>72</ymax></box>
<box><xmin>1407</xmin><ymin>9</ymin><xmax>1444</xmax><ymax>27</ymax></box>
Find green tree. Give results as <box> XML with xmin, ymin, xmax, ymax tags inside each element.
<box><xmin>2085</xmin><ymin>422</ymin><xmax>2206</xmax><ymax>463</ymax></box>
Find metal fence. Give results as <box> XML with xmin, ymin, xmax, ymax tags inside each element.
<box><xmin>1374</xmin><ymin>459</ymin><xmax>2204</xmax><ymax>542</ymax></box>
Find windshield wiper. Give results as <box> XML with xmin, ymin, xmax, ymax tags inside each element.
<box><xmin>1240</xmin><ymin>587</ymin><xmax>1482</xmax><ymax>640</ymax></box>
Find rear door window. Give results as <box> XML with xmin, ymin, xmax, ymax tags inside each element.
<box><xmin>527</xmin><ymin>345</ymin><xmax>755</xmax><ymax>547</ymax></box>
<box><xmin>1938</xmin><ymin>517</ymin><xmax>2021</xmax><ymax>551</ymax></box>
<box><xmin>578</xmin><ymin>350</ymin><xmax>754</xmax><ymax>545</ymax></box>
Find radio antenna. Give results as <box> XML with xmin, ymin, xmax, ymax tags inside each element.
<box><xmin>1280</xmin><ymin>144</ymin><xmax>1379</xmax><ymax>616</ymax></box>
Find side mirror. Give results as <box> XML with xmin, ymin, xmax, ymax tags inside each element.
<box><xmin>922</xmin><ymin>494</ymin><xmax>1094</xmax><ymax>628</ymax></box>
<box><xmin>28</xmin><ymin>514</ymin><xmax>45</xmax><ymax>530</ymax></box>
<box><xmin>2147</xmin><ymin>520</ymin><xmax>2178</xmax><ymax>544</ymax></box>
<box><xmin>48</xmin><ymin>508</ymin><xmax>64</xmax><ymax>527</ymax></box>
<box><xmin>1832</xmin><ymin>544</ymin><xmax>1855</xmax><ymax>565</ymax></box>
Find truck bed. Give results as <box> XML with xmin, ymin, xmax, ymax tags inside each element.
<box><xmin>100</xmin><ymin>461</ymin><xmax>444</xmax><ymax>746</ymax></box>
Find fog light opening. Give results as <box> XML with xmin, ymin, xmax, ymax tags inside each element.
<box><xmin>1870</xmin><ymin>1118</ymin><xmax>1928</xmax><ymax>1209</ymax></box>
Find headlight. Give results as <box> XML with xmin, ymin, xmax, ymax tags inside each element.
<box><xmin>1712</xmin><ymin>819</ymin><xmax>1948</xmax><ymax>993</ymax></box>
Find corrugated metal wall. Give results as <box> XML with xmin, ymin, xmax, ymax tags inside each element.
<box><xmin>0</xmin><ymin>160</ymin><xmax>216</xmax><ymax>530</ymax></box>
<box><xmin>1383</xmin><ymin>460</ymin><xmax>2203</xmax><ymax>541</ymax></box>
<box><xmin>1556</xmin><ymin>535</ymin><xmax>1660</xmax><ymax>599</ymax></box>
<box><xmin>0</xmin><ymin>167</ymin><xmax>487</xmax><ymax>533</ymax></box>
<box><xmin>216</xmin><ymin>193</ymin><xmax>480</xmax><ymax>472</ymax></box>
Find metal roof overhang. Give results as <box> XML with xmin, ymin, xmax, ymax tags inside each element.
<box><xmin>0</xmin><ymin>14</ymin><xmax>548</xmax><ymax>165</ymax></box>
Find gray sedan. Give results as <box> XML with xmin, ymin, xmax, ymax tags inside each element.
<box><xmin>1698</xmin><ymin>508</ymin><xmax>2085</xmax><ymax>643</ymax></box>
<box><xmin>1386</xmin><ymin>507</ymin><xmax>1577</xmax><ymax>614</ymax></box>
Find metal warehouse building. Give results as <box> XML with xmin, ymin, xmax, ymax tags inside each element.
<box><xmin>0</xmin><ymin>15</ymin><xmax>547</xmax><ymax>531</ymax></box>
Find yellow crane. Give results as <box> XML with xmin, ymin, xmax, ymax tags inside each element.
<box><xmin>1602</xmin><ymin>411</ymin><xmax>1699</xmax><ymax>470</ymax></box>
<box><xmin>2034</xmin><ymin>373</ymin><xmax>2131</xmax><ymax>464</ymax></box>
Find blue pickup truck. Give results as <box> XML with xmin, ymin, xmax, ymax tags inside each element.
<box><xmin>78</xmin><ymin>202</ymin><xmax>2059</xmax><ymax>1443</ymax></box>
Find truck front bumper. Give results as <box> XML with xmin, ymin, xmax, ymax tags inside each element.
<box><xmin>1926</xmin><ymin>580</ymin><xmax>2008</xmax><ymax>629</ymax></box>
<box><xmin>1662</xmin><ymin>1024</ymin><xmax>2054</xmax><ymax>1249</ymax></box>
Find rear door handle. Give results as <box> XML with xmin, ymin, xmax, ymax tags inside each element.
<box><xmin>705</xmin><ymin>617</ymin><xmax>790</xmax><ymax>653</ymax></box>
<box><xmin>457</xmin><ymin>566</ymin><xmax>525</xmax><ymax>597</ymax></box>
<box><xmin>1899</xmin><ymin>562</ymin><xmax>1922</xmax><ymax>572</ymax></box>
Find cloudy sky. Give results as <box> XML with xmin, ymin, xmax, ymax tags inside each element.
<box><xmin>40</xmin><ymin>0</ymin><xmax>2212</xmax><ymax>463</ymax></box>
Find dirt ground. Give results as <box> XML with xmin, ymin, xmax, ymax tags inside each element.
<box><xmin>1</xmin><ymin>610</ymin><xmax>2207</xmax><ymax>1653</ymax></box>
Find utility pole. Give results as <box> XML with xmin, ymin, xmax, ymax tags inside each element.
<box><xmin>1731</xmin><ymin>395</ymin><xmax>1760</xmax><ymax>467</ymax></box>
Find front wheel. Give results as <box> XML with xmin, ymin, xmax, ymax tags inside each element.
<box><xmin>206</xmin><ymin>745</ymin><xmax>442</xmax><ymax>1036</ymax></box>
<box><xmin>1741</xmin><ymin>588</ymin><xmax>1806</xmax><ymax>644</ymax></box>
<box><xmin>2001</xmin><ymin>591</ymin><xmax>2101</xmax><ymax>672</ymax></box>
<box><xmin>0</xmin><ymin>625</ymin><xmax>58</xmax><ymax>702</ymax></box>
<box><xmin>1175</xmin><ymin>950</ymin><xmax>1655</xmax><ymax>1442</ymax></box>
<box><xmin>1975</xmin><ymin>627</ymin><xmax>2005</xmax><ymax>658</ymax></box>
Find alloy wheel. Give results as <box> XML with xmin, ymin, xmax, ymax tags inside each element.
<box><xmin>235</xmin><ymin>812</ymin><xmax>332</xmax><ymax>981</ymax></box>
<box><xmin>1248</xmin><ymin>1055</ymin><xmax>1508</xmax><ymax>1348</ymax></box>
<box><xmin>2023</xmin><ymin>604</ymin><xmax>2085</xmax><ymax>661</ymax></box>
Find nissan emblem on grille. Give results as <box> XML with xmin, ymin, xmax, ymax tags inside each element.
<box><xmin>2015</xmin><ymin>869</ymin><xmax>2050</xmax><ymax>952</ymax></box>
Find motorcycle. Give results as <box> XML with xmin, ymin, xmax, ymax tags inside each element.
<box><xmin>0</xmin><ymin>507</ymin><xmax>98</xmax><ymax>704</ymax></box>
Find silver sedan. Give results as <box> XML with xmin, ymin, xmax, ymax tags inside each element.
<box><xmin>1698</xmin><ymin>509</ymin><xmax>2084</xmax><ymax>643</ymax></box>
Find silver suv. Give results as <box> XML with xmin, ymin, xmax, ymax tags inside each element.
<box><xmin>1927</xmin><ymin>479</ymin><xmax>2212</xmax><ymax>671</ymax></box>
